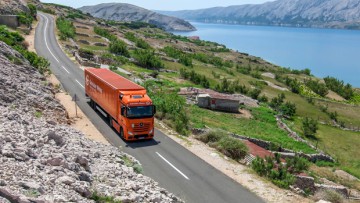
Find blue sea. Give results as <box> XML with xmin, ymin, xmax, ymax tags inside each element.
<box><xmin>174</xmin><ymin>22</ymin><xmax>360</xmax><ymax>87</ymax></box>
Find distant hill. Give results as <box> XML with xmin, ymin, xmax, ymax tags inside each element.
<box><xmin>79</xmin><ymin>3</ymin><xmax>196</xmax><ymax>31</ymax></box>
<box><xmin>159</xmin><ymin>0</ymin><xmax>360</xmax><ymax>29</ymax></box>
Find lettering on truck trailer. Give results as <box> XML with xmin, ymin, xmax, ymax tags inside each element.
<box><xmin>86</xmin><ymin>75</ymin><xmax>103</xmax><ymax>94</ymax></box>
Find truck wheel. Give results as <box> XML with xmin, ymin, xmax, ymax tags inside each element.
<box><xmin>120</xmin><ymin>127</ymin><xmax>124</xmax><ymax>139</ymax></box>
<box><xmin>91</xmin><ymin>100</ymin><xmax>96</xmax><ymax>111</ymax></box>
<box><xmin>109</xmin><ymin>117</ymin><xmax>113</xmax><ymax>128</ymax></box>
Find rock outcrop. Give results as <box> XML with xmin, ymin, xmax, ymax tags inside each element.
<box><xmin>0</xmin><ymin>42</ymin><xmax>181</xmax><ymax>202</ymax></box>
<box><xmin>79</xmin><ymin>3</ymin><xmax>196</xmax><ymax>31</ymax></box>
<box><xmin>0</xmin><ymin>0</ymin><xmax>30</xmax><ymax>15</ymax></box>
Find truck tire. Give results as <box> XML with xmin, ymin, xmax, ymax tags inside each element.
<box><xmin>109</xmin><ymin>117</ymin><xmax>113</xmax><ymax>128</ymax></box>
<box><xmin>90</xmin><ymin>99</ymin><xmax>96</xmax><ymax>110</ymax></box>
<box><xmin>120</xmin><ymin>127</ymin><xmax>124</xmax><ymax>139</ymax></box>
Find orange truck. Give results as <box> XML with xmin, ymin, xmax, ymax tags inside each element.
<box><xmin>84</xmin><ymin>68</ymin><xmax>156</xmax><ymax>141</ymax></box>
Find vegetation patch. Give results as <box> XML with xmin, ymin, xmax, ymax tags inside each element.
<box><xmin>0</xmin><ymin>26</ymin><xmax>50</xmax><ymax>74</ymax></box>
<box><xmin>196</xmin><ymin>130</ymin><xmax>248</xmax><ymax>160</ymax></box>
<box><xmin>252</xmin><ymin>155</ymin><xmax>309</xmax><ymax>189</ymax></box>
<box><xmin>56</xmin><ymin>17</ymin><xmax>76</xmax><ymax>40</ymax></box>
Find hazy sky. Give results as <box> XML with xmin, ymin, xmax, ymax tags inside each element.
<box><xmin>41</xmin><ymin>0</ymin><xmax>271</xmax><ymax>10</ymax></box>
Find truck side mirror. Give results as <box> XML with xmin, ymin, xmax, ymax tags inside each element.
<box><xmin>153</xmin><ymin>105</ymin><xmax>156</xmax><ymax>115</ymax></box>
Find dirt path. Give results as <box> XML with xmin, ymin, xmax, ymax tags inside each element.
<box><xmin>24</xmin><ymin>21</ymin><xmax>38</xmax><ymax>52</ymax></box>
<box><xmin>47</xmin><ymin>75</ymin><xmax>109</xmax><ymax>145</ymax></box>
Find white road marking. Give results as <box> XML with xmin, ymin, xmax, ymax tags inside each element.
<box><xmin>156</xmin><ymin>152</ymin><xmax>190</xmax><ymax>180</ymax></box>
<box><xmin>38</xmin><ymin>13</ymin><xmax>60</xmax><ymax>63</ymax></box>
<box><xmin>61</xmin><ymin>66</ymin><xmax>70</xmax><ymax>74</ymax></box>
<box><xmin>76</xmin><ymin>79</ymin><xmax>84</xmax><ymax>89</ymax></box>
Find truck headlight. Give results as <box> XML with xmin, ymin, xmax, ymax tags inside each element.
<box><xmin>128</xmin><ymin>131</ymin><xmax>133</xmax><ymax>135</ymax></box>
<box><xmin>149</xmin><ymin>129</ymin><xmax>153</xmax><ymax>134</ymax></box>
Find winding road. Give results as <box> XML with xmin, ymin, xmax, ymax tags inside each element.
<box><xmin>35</xmin><ymin>13</ymin><xmax>264</xmax><ymax>203</ymax></box>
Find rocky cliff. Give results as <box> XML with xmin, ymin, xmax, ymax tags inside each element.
<box><xmin>0</xmin><ymin>0</ymin><xmax>30</xmax><ymax>15</ymax></box>
<box><xmin>0</xmin><ymin>41</ymin><xmax>181</xmax><ymax>202</ymax></box>
<box><xmin>79</xmin><ymin>3</ymin><xmax>196</xmax><ymax>31</ymax></box>
<box><xmin>160</xmin><ymin>0</ymin><xmax>360</xmax><ymax>29</ymax></box>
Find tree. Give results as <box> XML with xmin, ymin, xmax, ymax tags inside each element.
<box><xmin>302</xmin><ymin>117</ymin><xmax>318</xmax><ymax>139</ymax></box>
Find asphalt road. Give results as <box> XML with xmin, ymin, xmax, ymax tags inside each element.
<box><xmin>35</xmin><ymin>13</ymin><xmax>265</xmax><ymax>203</ymax></box>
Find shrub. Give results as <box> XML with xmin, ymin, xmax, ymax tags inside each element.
<box><xmin>124</xmin><ymin>32</ymin><xmax>151</xmax><ymax>49</ymax></box>
<box><xmin>90</xmin><ymin>191</ymin><xmax>122</xmax><ymax>203</ymax></box>
<box><xmin>94</xmin><ymin>27</ymin><xmax>118</xmax><ymax>41</ymax></box>
<box><xmin>302</xmin><ymin>117</ymin><xmax>318</xmax><ymax>139</ymax></box>
<box><xmin>133</xmin><ymin>49</ymin><xmax>163</xmax><ymax>69</ymax></box>
<box><xmin>18</xmin><ymin>12</ymin><xmax>33</xmax><ymax>27</ymax></box>
<box><xmin>279</xmin><ymin>101</ymin><xmax>297</xmax><ymax>118</ymax></box>
<box><xmin>251</xmin><ymin>156</ymin><xmax>299</xmax><ymax>189</ymax></box>
<box><xmin>216</xmin><ymin>136</ymin><xmax>248</xmax><ymax>160</ymax></box>
<box><xmin>163</xmin><ymin>46</ymin><xmax>192</xmax><ymax>67</ymax></box>
<box><xmin>109</xmin><ymin>40</ymin><xmax>130</xmax><ymax>57</ymax></box>
<box><xmin>56</xmin><ymin>17</ymin><xmax>75</xmax><ymax>40</ymax></box>
<box><xmin>180</xmin><ymin>68</ymin><xmax>210</xmax><ymax>88</ymax></box>
<box><xmin>198</xmin><ymin>130</ymin><xmax>224</xmax><ymax>143</ymax></box>
<box><xmin>248</xmin><ymin>88</ymin><xmax>261</xmax><ymax>100</ymax></box>
<box><xmin>329</xmin><ymin>111</ymin><xmax>338</xmax><ymax>121</ymax></box>
<box><xmin>286</xmin><ymin>156</ymin><xmax>310</xmax><ymax>173</ymax></box>
<box><xmin>269</xmin><ymin>93</ymin><xmax>285</xmax><ymax>110</ymax></box>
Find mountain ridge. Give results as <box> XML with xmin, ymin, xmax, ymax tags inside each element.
<box><xmin>158</xmin><ymin>0</ymin><xmax>360</xmax><ymax>30</ymax></box>
<box><xmin>79</xmin><ymin>3</ymin><xmax>196</xmax><ymax>31</ymax></box>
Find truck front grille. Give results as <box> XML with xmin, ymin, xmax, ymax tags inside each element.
<box><xmin>133</xmin><ymin>123</ymin><xmax>151</xmax><ymax>132</ymax></box>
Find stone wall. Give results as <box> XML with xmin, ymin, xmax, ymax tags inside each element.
<box><xmin>0</xmin><ymin>15</ymin><xmax>19</xmax><ymax>28</ymax></box>
<box><xmin>293</xmin><ymin>175</ymin><xmax>316</xmax><ymax>193</ymax></box>
<box><xmin>315</xmin><ymin>184</ymin><xmax>349</xmax><ymax>198</ymax></box>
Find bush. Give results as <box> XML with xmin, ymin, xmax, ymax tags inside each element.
<box><xmin>248</xmin><ymin>88</ymin><xmax>261</xmax><ymax>100</ymax></box>
<box><xmin>251</xmin><ymin>156</ymin><xmax>301</xmax><ymax>189</ymax></box>
<box><xmin>302</xmin><ymin>117</ymin><xmax>318</xmax><ymax>139</ymax></box>
<box><xmin>56</xmin><ymin>17</ymin><xmax>75</xmax><ymax>40</ymax></box>
<box><xmin>269</xmin><ymin>93</ymin><xmax>285</xmax><ymax>110</ymax></box>
<box><xmin>109</xmin><ymin>40</ymin><xmax>129</xmax><ymax>57</ymax></box>
<box><xmin>286</xmin><ymin>156</ymin><xmax>310</xmax><ymax>173</ymax></box>
<box><xmin>90</xmin><ymin>191</ymin><xmax>122</xmax><ymax>203</ymax></box>
<box><xmin>198</xmin><ymin>130</ymin><xmax>224</xmax><ymax>143</ymax></box>
<box><xmin>216</xmin><ymin>136</ymin><xmax>248</xmax><ymax>160</ymax></box>
<box><xmin>133</xmin><ymin>49</ymin><xmax>163</xmax><ymax>69</ymax></box>
<box><xmin>180</xmin><ymin>68</ymin><xmax>210</xmax><ymax>88</ymax></box>
<box><xmin>94</xmin><ymin>27</ymin><xmax>118</xmax><ymax>41</ymax></box>
<box><xmin>124</xmin><ymin>32</ymin><xmax>151</xmax><ymax>49</ymax></box>
<box><xmin>163</xmin><ymin>46</ymin><xmax>192</xmax><ymax>67</ymax></box>
<box><xmin>279</xmin><ymin>101</ymin><xmax>297</xmax><ymax>118</ymax></box>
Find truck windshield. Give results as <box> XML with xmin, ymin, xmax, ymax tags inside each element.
<box><xmin>127</xmin><ymin>106</ymin><xmax>154</xmax><ymax>118</ymax></box>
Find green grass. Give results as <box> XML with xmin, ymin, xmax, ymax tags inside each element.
<box><xmin>189</xmin><ymin>105</ymin><xmax>316</xmax><ymax>153</ymax></box>
<box><xmin>315</xmin><ymin>124</ymin><xmax>360</xmax><ymax>178</ymax></box>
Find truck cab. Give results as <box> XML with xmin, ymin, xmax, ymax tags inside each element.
<box><xmin>116</xmin><ymin>91</ymin><xmax>156</xmax><ymax>140</ymax></box>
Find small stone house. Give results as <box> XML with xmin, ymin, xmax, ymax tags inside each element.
<box><xmin>197</xmin><ymin>93</ymin><xmax>240</xmax><ymax>113</ymax></box>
